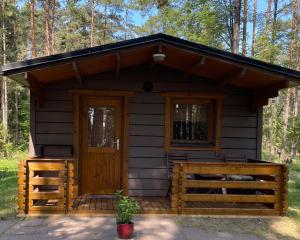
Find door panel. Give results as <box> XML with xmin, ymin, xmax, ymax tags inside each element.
<box><xmin>80</xmin><ymin>97</ymin><xmax>121</xmax><ymax>195</ymax></box>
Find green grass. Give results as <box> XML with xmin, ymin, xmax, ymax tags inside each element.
<box><xmin>0</xmin><ymin>151</ymin><xmax>299</xmax><ymax>223</ymax></box>
<box><xmin>287</xmin><ymin>162</ymin><xmax>300</xmax><ymax>221</ymax></box>
<box><xmin>0</xmin><ymin>151</ymin><xmax>27</xmax><ymax>219</ymax></box>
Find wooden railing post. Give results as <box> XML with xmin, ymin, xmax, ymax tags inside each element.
<box><xmin>171</xmin><ymin>162</ymin><xmax>179</xmax><ymax>213</ymax></box>
<box><xmin>280</xmin><ymin>164</ymin><xmax>289</xmax><ymax>216</ymax></box>
<box><xmin>67</xmin><ymin>161</ymin><xmax>75</xmax><ymax>212</ymax></box>
<box><xmin>64</xmin><ymin>160</ymin><xmax>68</xmax><ymax>214</ymax></box>
<box><xmin>178</xmin><ymin>162</ymin><xmax>184</xmax><ymax>215</ymax></box>
<box><xmin>18</xmin><ymin>160</ymin><xmax>27</xmax><ymax>214</ymax></box>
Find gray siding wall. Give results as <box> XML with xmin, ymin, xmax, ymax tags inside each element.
<box><xmin>31</xmin><ymin>70</ymin><xmax>262</xmax><ymax>196</ymax></box>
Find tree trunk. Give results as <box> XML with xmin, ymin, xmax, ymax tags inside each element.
<box><xmin>14</xmin><ymin>86</ymin><xmax>19</xmax><ymax>145</ymax></box>
<box><xmin>1</xmin><ymin>0</ymin><xmax>8</xmax><ymax>155</ymax></box>
<box><xmin>103</xmin><ymin>0</ymin><xmax>108</xmax><ymax>44</ymax></box>
<box><xmin>268</xmin><ymin>102</ymin><xmax>276</xmax><ymax>161</ymax></box>
<box><xmin>251</xmin><ymin>0</ymin><xmax>256</xmax><ymax>57</ymax></box>
<box><xmin>290</xmin><ymin>0</ymin><xmax>299</xmax><ymax>70</ymax></box>
<box><xmin>242</xmin><ymin>0</ymin><xmax>247</xmax><ymax>56</ymax></box>
<box><xmin>45</xmin><ymin>0</ymin><xmax>51</xmax><ymax>55</ymax></box>
<box><xmin>232</xmin><ymin>0</ymin><xmax>241</xmax><ymax>54</ymax></box>
<box><xmin>271</xmin><ymin>0</ymin><xmax>278</xmax><ymax>44</ymax></box>
<box><xmin>30</xmin><ymin>0</ymin><xmax>36</xmax><ymax>58</ymax></box>
<box><xmin>280</xmin><ymin>89</ymin><xmax>291</xmax><ymax>163</ymax></box>
<box><xmin>265</xmin><ymin>0</ymin><xmax>272</xmax><ymax>34</ymax></box>
<box><xmin>50</xmin><ymin>0</ymin><xmax>55</xmax><ymax>54</ymax></box>
<box><xmin>90</xmin><ymin>0</ymin><xmax>94</xmax><ymax>47</ymax></box>
<box><xmin>124</xmin><ymin>7</ymin><xmax>128</xmax><ymax>40</ymax></box>
<box><xmin>290</xmin><ymin>0</ymin><xmax>299</xmax><ymax>159</ymax></box>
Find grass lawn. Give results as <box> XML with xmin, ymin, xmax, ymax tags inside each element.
<box><xmin>287</xmin><ymin>162</ymin><xmax>300</xmax><ymax>221</ymax></box>
<box><xmin>0</xmin><ymin>154</ymin><xmax>299</xmax><ymax>239</ymax></box>
<box><xmin>0</xmin><ymin>152</ymin><xmax>27</xmax><ymax>219</ymax></box>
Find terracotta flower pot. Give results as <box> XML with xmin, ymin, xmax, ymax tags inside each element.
<box><xmin>117</xmin><ymin>223</ymin><xmax>134</xmax><ymax>239</ymax></box>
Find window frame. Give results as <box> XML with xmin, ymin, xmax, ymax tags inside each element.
<box><xmin>161</xmin><ymin>92</ymin><xmax>224</xmax><ymax>154</ymax></box>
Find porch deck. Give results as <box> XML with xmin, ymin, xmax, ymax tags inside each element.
<box><xmin>71</xmin><ymin>196</ymin><xmax>172</xmax><ymax>214</ymax></box>
<box><xmin>18</xmin><ymin>158</ymin><xmax>289</xmax><ymax>216</ymax></box>
<box><xmin>70</xmin><ymin>196</ymin><xmax>273</xmax><ymax>215</ymax></box>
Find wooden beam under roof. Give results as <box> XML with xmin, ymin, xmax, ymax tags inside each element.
<box><xmin>26</xmin><ymin>73</ymin><xmax>43</xmax><ymax>92</ymax></box>
<box><xmin>115</xmin><ymin>52</ymin><xmax>121</xmax><ymax>77</ymax></box>
<box><xmin>72</xmin><ymin>62</ymin><xmax>82</xmax><ymax>84</ymax></box>
<box><xmin>218</xmin><ymin>67</ymin><xmax>247</xmax><ymax>87</ymax></box>
<box><xmin>251</xmin><ymin>80</ymin><xmax>288</xmax><ymax>111</ymax></box>
<box><xmin>182</xmin><ymin>57</ymin><xmax>206</xmax><ymax>79</ymax></box>
<box><xmin>26</xmin><ymin>73</ymin><xmax>44</xmax><ymax>107</ymax></box>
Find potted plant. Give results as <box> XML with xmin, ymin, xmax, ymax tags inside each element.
<box><xmin>115</xmin><ymin>190</ymin><xmax>140</xmax><ymax>239</ymax></box>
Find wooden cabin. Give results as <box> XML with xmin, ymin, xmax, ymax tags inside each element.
<box><xmin>1</xmin><ymin>34</ymin><xmax>299</xmax><ymax>216</ymax></box>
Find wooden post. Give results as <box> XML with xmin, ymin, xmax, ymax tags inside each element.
<box><xmin>171</xmin><ymin>162</ymin><xmax>180</xmax><ymax>213</ymax></box>
<box><xmin>280</xmin><ymin>164</ymin><xmax>289</xmax><ymax>216</ymax></box>
<box><xmin>64</xmin><ymin>160</ymin><xmax>68</xmax><ymax>214</ymax></box>
<box><xmin>67</xmin><ymin>161</ymin><xmax>75</xmax><ymax>212</ymax></box>
<box><xmin>18</xmin><ymin>160</ymin><xmax>27</xmax><ymax>214</ymax></box>
<box><xmin>178</xmin><ymin>162</ymin><xmax>184</xmax><ymax>215</ymax></box>
<box><xmin>274</xmin><ymin>165</ymin><xmax>282</xmax><ymax>213</ymax></box>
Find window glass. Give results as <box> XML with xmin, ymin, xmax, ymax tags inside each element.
<box><xmin>88</xmin><ymin>106</ymin><xmax>115</xmax><ymax>147</ymax></box>
<box><xmin>172</xmin><ymin>103</ymin><xmax>209</xmax><ymax>143</ymax></box>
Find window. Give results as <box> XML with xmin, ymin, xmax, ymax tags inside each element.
<box><xmin>162</xmin><ymin>92</ymin><xmax>223</xmax><ymax>153</ymax></box>
<box><xmin>172</xmin><ymin>100</ymin><xmax>212</xmax><ymax>145</ymax></box>
<box><xmin>88</xmin><ymin>106</ymin><xmax>115</xmax><ymax>148</ymax></box>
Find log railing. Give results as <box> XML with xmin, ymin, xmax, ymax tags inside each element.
<box><xmin>171</xmin><ymin>161</ymin><xmax>289</xmax><ymax>216</ymax></box>
<box><xmin>18</xmin><ymin>158</ymin><xmax>75</xmax><ymax>214</ymax></box>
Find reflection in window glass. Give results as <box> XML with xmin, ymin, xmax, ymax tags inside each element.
<box><xmin>173</xmin><ymin>103</ymin><xmax>209</xmax><ymax>143</ymax></box>
<box><xmin>88</xmin><ymin>106</ymin><xmax>115</xmax><ymax>147</ymax></box>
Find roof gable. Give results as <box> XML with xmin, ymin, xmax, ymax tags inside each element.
<box><xmin>1</xmin><ymin>33</ymin><xmax>299</xmax><ymax>90</ymax></box>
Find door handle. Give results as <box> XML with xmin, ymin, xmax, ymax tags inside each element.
<box><xmin>113</xmin><ymin>139</ymin><xmax>120</xmax><ymax>150</ymax></box>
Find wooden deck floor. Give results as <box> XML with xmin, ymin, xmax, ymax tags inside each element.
<box><xmin>70</xmin><ymin>195</ymin><xmax>273</xmax><ymax>215</ymax></box>
<box><xmin>71</xmin><ymin>196</ymin><xmax>173</xmax><ymax>214</ymax></box>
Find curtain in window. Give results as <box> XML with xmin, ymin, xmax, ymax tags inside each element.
<box><xmin>173</xmin><ymin>103</ymin><xmax>208</xmax><ymax>142</ymax></box>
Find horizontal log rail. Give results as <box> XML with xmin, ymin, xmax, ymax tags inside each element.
<box><xmin>18</xmin><ymin>158</ymin><xmax>75</xmax><ymax>215</ymax></box>
<box><xmin>171</xmin><ymin>161</ymin><xmax>289</xmax><ymax>216</ymax></box>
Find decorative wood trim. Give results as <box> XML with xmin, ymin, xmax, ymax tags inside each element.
<box><xmin>217</xmin><ymin>68</ymin><xmax>247</xmax><ymax>87</ymax></box>
<box><xmin>72</xmin><ymin>62</ymin><xmax>83</xmax><ymax>85</ymax></box>
<box><xmin>182</xmin><ymin>57</ymin><xmax>206</xmax><ymax>79</ymax></box>
<box><xmin>122</xmin><ymin>96</ymin><xmax>129</xmax><ymax>195</ymax></box>
<box><xmin>29</xmin><ymin>91</ymin><xmax>37</xmax><ymax>157</ymax></box>
<box><xmin>69</xmin><ymin>89</ymin><xmax>135</xmax><ymax>97</ymax></box>
<box><xmin>115</xmin><ymin>53</ymin><xmax>121</xmax><ymax>77</ymax></box>
<box><xmin>27</xmin><ymin>74</ymin><xmax>44</xmax><ymax>107</ymax></box>
<box><xmin>161</xmin><ymin>92</ymin><xmax>225</xmax><ymax>99</ymax></box>
<box><xmin>251</xmin><ymin>81</ymin><xmax>288</xmax><ymax>111</ymax></box>
<box><xmin>164</xmin><ymin>97</ymin><xmax>171</xmax><ymax>152</ymax></box>
<box><xmin>256</xmin><ymin>107</ymin><xmax>263</xmax><ymax>160</ymax></box>
<box><xmin>72</xmin><ymin>94</ymin><xmax>80</xmax><ymax>197</ymax></box>
<box><xmin>215</xmin><ymin>98</ymin><xmax>223</xmax><ymax>156</ymax></box>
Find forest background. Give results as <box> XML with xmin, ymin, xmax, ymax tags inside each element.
<box><xmin>0</xmin><ymin>0</ymin><xmax>299</xmax><ymax>164</ymax></box>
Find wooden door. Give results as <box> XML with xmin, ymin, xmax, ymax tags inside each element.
<box><xmin>80</xmin><ymin>96</ymin><xmax>122</xmax><ymax>195</ymax></box>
